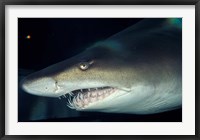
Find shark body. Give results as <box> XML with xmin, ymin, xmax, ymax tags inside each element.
<box><xmin>21</xmin><ymin>18</ymin><xmax>182</xmax><ymax>114</ymax></box>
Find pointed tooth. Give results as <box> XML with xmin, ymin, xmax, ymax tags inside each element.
<box><xmin>87</xmin><ymin>94</ymin><xmax>91</xmax><ymax>103</ymax></box>
<box><xmin>105</xmin><ymin>93</ymin><xmax>110</xmax><ymax>97</ymax></box>
<box><xmin>80</xmin><ymin>89</ymin><xmax>83</xmax><ymax>92</ymax></box>
<box><xmin>67</xmin><ymin>97</ymin><xmax>76</xmax><ymax>109</ymax></box>
<box><xmin>67</xmin><ymin>104</ymin><xmax>76</xmax><ymax>109</ymax></box>
<box><xmin>98</xmin><ymin>92</ymin><xmax>102</xmax><ymax>96</ymax></box>
<box><xmin>68</xmin><ymin>98</ymin><xmax>74</xmax><ymax>107</ymax></box>
<box><xmin>68</xmin><ymin>101</ymin><xmax>74</xmax><ymax>107</ymax></box>
<box><xmin>77</xmin><ymin>94</ymin><xmax>81</xmax><ymax>102</ymax></box>
<box><xmin>88</xmin><ymin>92</ymin><xmax>91</xmax><ymax>97</ymax></box>
<box><xmin>98</xmin><ymin>96</ymin><xmax>103</xmax><ymax>100</ymax></box>
<box><xmin>68</xmin><ymin>95</ymin><xmax>72</xmax><ymax>101</ymax></box>
<box><xmin>58</xmin><ymin>96</ymin><xmax>61</xmax><ymax>100</ymax></box>
<box><xmin>85</xmin><ymin>93</ymin><xmax>89</xmax><ymax>98</ymax></box>
<box><xmin>78</xmin><ymin>93</ymin><xmax>81</xmax><ymax>100</ymax></box>
<box><xmin>63</xmin><ymin>94</ymin><xmax>66</xmax><ymax>98</ymax></box>
<box><xmin>92</xmin><ymin>92</ymin><xmax>97</xmax><ymax>97</ymax></box>
<box><xmin>76</xmin><ymin>98</ymin><xmax>79</xmax><ymax>103</ymax></box>
<box><xmin>78</xmin><ymin>92</ymin><xmax>83</xmax><ymax>100</ymax></box>
<box><xmin>91</xmin><ymin>97</ymin><xmax>97</xmax><ymax>102</ymax></box>
<box><xmin>84</xmin><ymin>98</ymin><xmax>89</xmax><ymax>104</ymax></box>
<box><xmin>68</xmin><ymin>97</ymin><xmax>72</xmax><ymax>103</ymax></box>
<box><xmin>88</xmin><ymin>88</ymin><xmax>91</xmax><ymax>91</ymax></box>
<box><xmin>77</xmin><ymin>93</ymin><xmax>80</xmax><ymax>99</ymax></box>
<box><xmin>81</xmin><ymin>93</ymin><xmax>84</xmax><ymax>98</ymax></box>
<box><xmin>72</xmin><ymin>98</ymin><xmax>78</xmax><ymax>107</ymax></box>
<box><xmin>67</xmin><ymin>98</ymin><xmax>71</xmax><ymax>104</ymax></box>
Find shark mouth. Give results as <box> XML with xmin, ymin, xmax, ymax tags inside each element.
<box><xmin>58</xmin><ymin>86</ymin><xmax>117</xmax><ymax>110</ymax></box>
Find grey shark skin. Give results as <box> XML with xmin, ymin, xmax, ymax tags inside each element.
<box><xmin>21</xmin><ymin>19</ymin><xmax>182</xmax><ymax>114</ymax></box>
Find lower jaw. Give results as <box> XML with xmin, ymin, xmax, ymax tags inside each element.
<box><xmin>59</xmin><ymin>86</ymin><xmax>117</xmax><ymax>109</ymax></box>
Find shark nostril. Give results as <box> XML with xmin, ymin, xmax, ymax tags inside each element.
<box><xmin>55</xmin><ymin>81</ymin><xmax>61</xmax><ymax>93</ymax></box>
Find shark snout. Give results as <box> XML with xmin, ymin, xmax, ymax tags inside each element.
<box><xmin>20</xmin><ymin>76</ymin><xmax>62</xmax><ymax>97</ymax></box>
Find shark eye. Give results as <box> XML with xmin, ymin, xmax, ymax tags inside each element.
<box><xmin>79</xmin><ymin>62</ymin><xmax>90</xmax><ymax>70</ymax></box>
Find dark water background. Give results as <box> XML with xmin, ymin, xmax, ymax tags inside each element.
<box><xmin>18</xmin><ymin>18</ymin><xmax>182</xmax><ymax>122</ymax></box>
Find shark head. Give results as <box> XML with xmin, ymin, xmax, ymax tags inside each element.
<box><xmin>21</xmin><ymin>41</ymin><xmax>142</xmax><ymax>113</ymax></box>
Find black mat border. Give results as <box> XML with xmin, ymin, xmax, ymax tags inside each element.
<box><xmin>0</xmin><ymin>0</ymin><xmax>199</xmax><ymax>139</ymax></box>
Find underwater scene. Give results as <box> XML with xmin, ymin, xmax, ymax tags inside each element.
<box><xmin>18</xmin><ymin>18</ymin><xmax>182</xmax><ymax>122</ymax></box>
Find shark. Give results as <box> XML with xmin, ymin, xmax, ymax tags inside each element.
<box><xmin>20</xmin><ymin>18</ymin><xmax>182</xmax><ymax>114</ymax></box>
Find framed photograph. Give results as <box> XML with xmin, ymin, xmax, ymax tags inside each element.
<box><xmin>1</xmin><ymin>0</ymin><xmax>199</xmax><ymax>139</ymax></box>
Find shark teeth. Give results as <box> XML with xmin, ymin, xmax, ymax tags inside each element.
<box><xmin>59</xmin><ymin>87</ymin><xmax>116</xmax><ymax>110</ymax></box>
